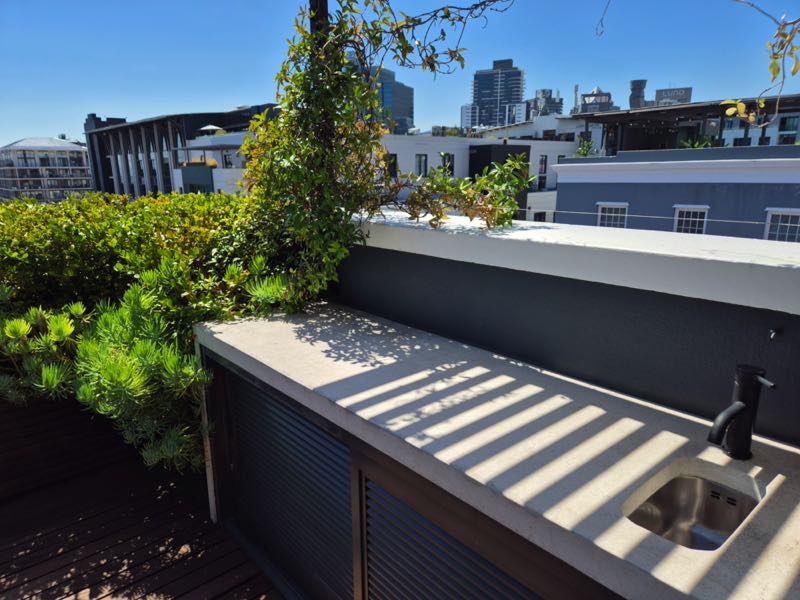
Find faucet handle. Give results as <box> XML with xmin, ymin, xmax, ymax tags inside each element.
<box><xmin>757</xmin><ymin>375</ymin><xmax>776</xmax><ymax>390</ymax></box>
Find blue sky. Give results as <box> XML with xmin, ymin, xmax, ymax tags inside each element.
<box><xmin>1</xmin><ymin>0</ymin><xmax>798</xmax><ymax>146</ymax></box>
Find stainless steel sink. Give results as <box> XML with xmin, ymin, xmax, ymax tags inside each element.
<box><xmin>626</xmin><ymin>475</ymin><xmax>759</xmax><ymax>550</ymax></box>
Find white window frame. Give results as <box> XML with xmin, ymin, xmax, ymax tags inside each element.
<box><xmin>764</xmin><ymin>207</ymin><xmax>800</xmax><ymax>242</ymax></box>
<box><xmin>673</xmin><ymin>204</ymin><xmax>709</xmax><ymax>234</ymax></box>
<box><xmin>596</xmin><ymin>202</ymin><xmax>629</xmax><ymax>228</ymax></box>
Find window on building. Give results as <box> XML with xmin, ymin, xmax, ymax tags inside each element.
<box><xmin>385</xmin><ymin>153</ymin><xmax>398</xmax><ymax>179</ymax></box>
<box><xmin>538</xmin><ymin>154</ymin><xmax>548</xmax><ymax>175</ymax></box>
<box><xmin>440</xmin><ymin>152</ymin><xmax>454</xmax><ymax>176</ymax></box>
<box><xmin>222</xmin><ymin>150</ymin><xmax>234</xmax><ymax>169</ymax></box>
<box><xmin>415</xmin><ymin>154</ymin><xmax>428</xmax><ymax>177</ymax></box>
<box><xmin>20</xmin><ymin>151</ymin><xmax>36</xmax><ymax>167</ymax></box>
<box><xmin>674</xmin><ymin>206</ymin><xmax>708</xmax><ymax>234</ymax></box>
<box><xmin>779</xmin><ymin>116</ymin><xmax>799</xmax><ymax>131</ymax></box>
<box><xmin>765</xmin><ymin>210</ymin><xmax>800</xmax><ymax>242</ymax></box>
<box><xmin>778</xmin><ymin>134</ymin><xmax>797</xmax><ymax>145</ymax></box>
<box><xmin>596</xmin><ymin>203</ymin><xmax>628</xmax><ymax>228</ymax></box>
<box><xmin>732</xmin><ymin>137</ymin><xmax>751</xmax><ymax>146</ymax></box>
<box><xmin>556</xmin><ymin>155</ymin><xmax>565</xmax><ymax>163</ymax></box>
<box><xmin>532</xmin><ymin>211</ymin><xmax>547</xmax><ymax>222</ymax></box>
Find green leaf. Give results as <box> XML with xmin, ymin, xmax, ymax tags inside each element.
<box><xmin>34</xmin><ymin>362</ymin><xmax>72</xmax><ymax>400</ymax></box>
<box><xmin>4</xmin><ymin>318</ymin><xmax>31</xmax><ymax>340</ymax></box>
<box><xmin>47</xmin><ymin>314</ymin><xmax>75</xmax><ymax>342</ymax></box>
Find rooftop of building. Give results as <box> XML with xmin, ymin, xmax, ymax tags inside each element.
<box><xmin>559</xmin><ymin>144</ymin><xmax>800</xmax><ymax>164</ymax></box>
<box><xmin>570</xmin><ymin>93</ymin><xmax>800</xmax><ymax>122</ymax></box>
<box><xmin>1</xmin><ymin>137</ymin><xmax>86</xmax><ymax>151</ymax></box>
<box><xmin>84</xmin><ymin>104</ymin><xmax>278</xmax><ymax>134</ymax></box>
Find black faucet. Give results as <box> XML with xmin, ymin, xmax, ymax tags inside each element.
<box><xmin>708</xmin><ymin>365</ymin><xmax>776</xmax><ymax>460</ymax></box>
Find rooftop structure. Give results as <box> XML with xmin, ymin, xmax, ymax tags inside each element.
<box><xmin>572</xmin><ymin>86</ymin><xmax>620</xmax><ymax>114</ymax></box>
<box><xmin>655</xmin><ymin>86</ymin><xmax>693</xmax><ymax>106</ymax></box>
<box><xmin>628</xmin><ymin>80</ymin><xmax>693</xmax><ymax>109</ymax></box>
<box><xmin>0</xmin><ymin>137</ymin><xmax>92</xmax><ymax>201</ymax></box>
<box><xmin>630</xmin><ymin>80</ymin><xmax>648</xmax><ymax>109</ymax></box>
<box><xmin>528</xmin><ymin>89</ymin><xmax>564</xmax><ymax>117</ymax></box>
<box><xmin>83</xmin><ymin>104</ymin><xmax>277</xmax><ymax>197</ymax></box>
<box><xmin>571</xmin><ymin>93</ymin><xmax>800</xmax><ymax>155</ymax></box>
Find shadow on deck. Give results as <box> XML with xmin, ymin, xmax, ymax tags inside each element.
<box><xmin>0</xmin><ymin>400</ymin><xmax>277</xmax><ymax>600</ymax></box>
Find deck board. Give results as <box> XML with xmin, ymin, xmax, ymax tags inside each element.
<box><xmin>0</xmin><ymin>407</ymin><xmax>280</xmax><ymax>600</ymax></box>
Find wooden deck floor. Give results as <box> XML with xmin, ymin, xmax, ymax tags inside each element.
<box><xmin>0</xmin><ymin>459</ymin><xmax>278</xmax><ymax>599</ymax></box>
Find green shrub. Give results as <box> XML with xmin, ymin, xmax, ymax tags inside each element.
<box><xmin>75</xmin><ymin>284</ymin><xmax>209</xmax><ymax>471</ymax></box>
<box><xmin>0</xmin><ymin>303</ymin><xmax>87</xmax><ymax>404</ymax></box>
<box><xmin>0</xmin><ymin>192</ymin><xmax>253</xmax><ymax>310</ymax></box>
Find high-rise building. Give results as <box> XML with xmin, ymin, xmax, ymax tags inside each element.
<box><xmin>504</xmin><ymin>103</ymin><xmax>528</xmax><ymax>125</ymax></box>
<box><xmin>371</xmin><ymin>67</ymin><xmax>414</xmax><ymax>134</ymax></box>
<box><xmin>470</xmin><ymin>59</ymin><xmax>525</xmax><ymax>127</ymax></box>
<box><xmin>527</xmin><ymin>89</ymin><xmax>564</xmax><ymax>117</ymax></box>
<box><xmin>460</xmin><ymin>104</ymin><xmax>479</xmax><ymax>129</ymax></box>
<box><xmin>0</xmin><ymin>137</ymin><xmax>93</xmax><ymax>201</ymax></box>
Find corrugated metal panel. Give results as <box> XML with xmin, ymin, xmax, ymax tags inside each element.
<box><xmin>365</xmin><ymin>479</ymin><xmax>541</xmax><ymax>600</ymax></box>
<box><xmin>229</xmin><ymin>376</ymin><xmax>353</xmax><ymax>599</ymax></box>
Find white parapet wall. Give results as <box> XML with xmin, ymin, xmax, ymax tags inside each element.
<box><xmin>363</xmin><ymin>210</ymin><xmax>800</xmax><ymax>315</ymax></box>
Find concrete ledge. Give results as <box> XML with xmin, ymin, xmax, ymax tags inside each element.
<box><xmin>363</xmin><ymin>210</ymin><xmax>800</xmax><ymax>315</ymax></box>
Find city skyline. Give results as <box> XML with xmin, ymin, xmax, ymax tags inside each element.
<box><xmin>1</xmin><ymin>0</ymin><xmax>799</xmax><ymax>145</ymax></box>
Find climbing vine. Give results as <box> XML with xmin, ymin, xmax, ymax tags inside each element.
<box><xmin>242</xmin><ymin>0</ymin><xmax>530</xmax><ymax>304</ymax></box>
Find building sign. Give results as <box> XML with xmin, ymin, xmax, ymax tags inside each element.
<box><xmin>655</xmin><ymin>87</ymin><xmax>693</xmax><ymax>105</ymax></box>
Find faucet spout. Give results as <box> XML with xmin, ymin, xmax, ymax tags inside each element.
<box><xmin>707</xmin><ymin>401</ymin><xmax>747</xmax><ymax>445</ymax></box>
<box><xmin>707</xmin><ymin>365</ymin><xmax>775</xmax><ymax>460</ymax></box>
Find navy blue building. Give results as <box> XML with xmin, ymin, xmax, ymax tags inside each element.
<box><xmin>553</xmin><ymin>146</ymin><xmax>800</xmax><ymax>242</ymax></box>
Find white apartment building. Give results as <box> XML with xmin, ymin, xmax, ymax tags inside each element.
<box><xmin>375</xmin><ymin>134</ymin><xmax>577</xmax><ymax>221</ymax></box>
<box><xmin>166</xmin><ymin>130</ymin><xmax>579</xmax><ymax>222</ymax></box>
<box><xmin>0</xmin><ymin>137</ymin><xmax>92</xmax><ymax>201</ymax></box>
<box><xmin>721</xmin><ymin>112</ymin><xmax>800</xmax><ymax>147</ymax></box>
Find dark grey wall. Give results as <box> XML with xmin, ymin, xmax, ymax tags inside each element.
<box><xmin>555</xmin><ymin>182</ymin><xmax>800</xmax><ymax>238</ymax></box>
<box><xmin>179</xmin><ymin>164</ymin><xmax>214</xmax><ymax>193</ymax></box>
<box><xmin>469</xmin><ymin>144</ymin><xmax>531</xmax><ymax>218</ymax></box>
<box><xmin>330</xmin><ymin>246</ymin><xmax>800</xmax><ymax>447</ymax></box>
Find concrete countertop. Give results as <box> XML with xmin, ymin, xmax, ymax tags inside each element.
<box><xmin>196</xmin><ymin>304</ymin><xmax>800</xmax><ymax>600</ymax></box>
